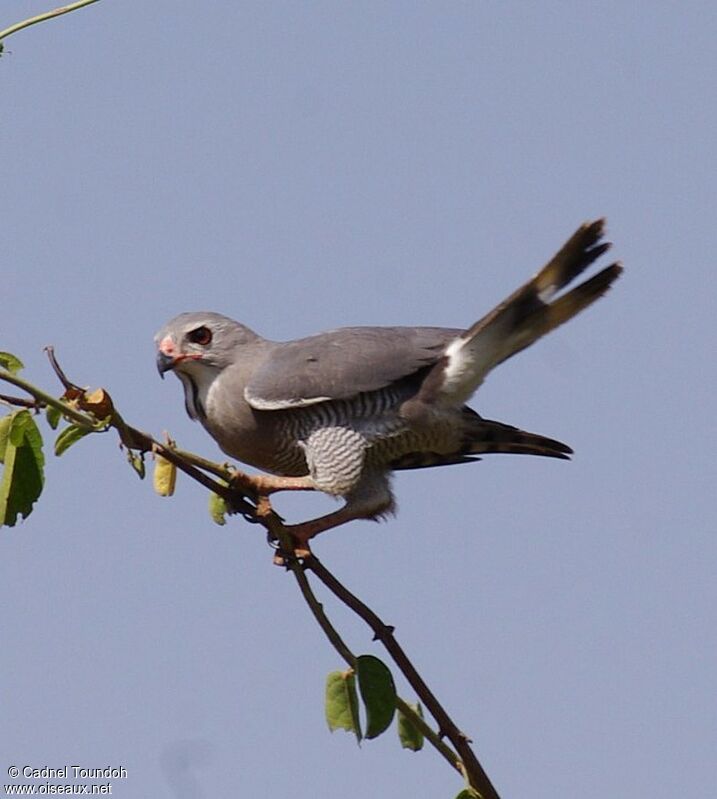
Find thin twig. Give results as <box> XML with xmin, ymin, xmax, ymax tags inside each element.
<box><xmin>172</xmin><ymin>447</ymin><xmax>236</xmax><ymax>482</ymax></box>
<box><xmin>0</xmin><ymin>0</ymin><xmax>101</xmax><ymax>45</ymax></box>
<box><xmin>0</xmin><ymin>368</ymin><xmax>96</xmax><ymax>428</ymax></box>
<box><xmin>109</xmin><ymin>408</ymin><xmax>256</xmax><ymax>517</ymax></box>
<box><xmin>0</xmin><ymin>393</ymin><xmax>40</xmax><ymax>409</ymax></box>
<box><xmin>44</xmin><ymin>346</ymin><xmax>79</xmax><ymax>391</ymax></box>
<box><xmin>291</xmin><ymin>562</ymin><xmax>356</xmax><ymax>666</ymax></box>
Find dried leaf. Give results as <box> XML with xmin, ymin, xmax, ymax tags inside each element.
<box><xmin>61</xmin><ymin>386</ymin><xmax>84</xmax><ymax>404</ymax></box>
<box><xmin>80</xmin><ymin>387</ymin><xmax>114</xmax><ymax>419</ymax></box>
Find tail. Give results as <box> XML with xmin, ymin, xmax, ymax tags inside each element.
<box><xmin>464</xmin><ymin>416</ymin><xmax>572</xmax><ymax>459</ymax></box>
<box><xmin>409</xmin><ymin>219</ymin><xmax>622</xmax><ymax>410</ymax></box>
<box><xmin>390</xmin><ymin>416</ymin><xmax>571</xmax><ymax>471</ymax></box>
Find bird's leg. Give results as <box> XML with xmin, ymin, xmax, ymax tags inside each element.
<box><xmin>230</xmin><ymin>471</ymin><xmax>317</xmax><ymax>497</ymax></box>
<box><xmin>270</xmin><ymin>499</ymin><xmax>386</xmax><ymax>561</ymax></box>
<box><xmin>285</xmin><ymin>476</ymin><xmax>395</xmax><ymax>545</ymax></box>
<box><xmin>227</xmin><ymin>472</ymin><xmax>317</xmax><ymax>536</ymax></box>
<box><xmin>284</xmin><ymin>499</ymin><xmax>393</xmax><ymax>544</ymax></box>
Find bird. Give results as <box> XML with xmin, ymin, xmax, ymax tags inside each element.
<box><xmin>156</xmin><ymin>219</ymin><xmax>621</xmax><ymax>545</ymax></box>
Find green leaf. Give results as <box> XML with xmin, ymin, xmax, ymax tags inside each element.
<box><xmin>0</xmin><ymin>414</ymin><xmax>13</xmax><ymax>463</ymax></box>
<box><xmin>126</xmin><ymin>450</ymin><xmax>145</xmax><ymax>479</ymax></box>
<box><xmin>356</xmin><ymin>655</ymin><xmax>396</xmax><ymax>740</ymax></box>
<box><xmin>455</xmin><ymin>790</ymin><xmax>481</xmax><ymax>799</ymax></box>
<box><xmin>0</xmin><ymin>410</ymin><xmax>45</xmax><ymax>526</ymax></box>
<box><xmin>54</xmin><ymin>423</ymin><xmax>91</xmax><ymax>456</ymax></box>
<box><xmin>209</xmin><ymin>484</ymin><xmax>228</xmax><ymax>525</ymax></box>
<box><xmin>45</xmin><ymin>404</ymin><xmax>62</xmax><ymax>430</ymax></box>
<box><xmin>397</xmin><ymin>701</ymin><xmax>424</xmax><ymax>752</ymax></box>
<box><xmin>325</xmin><ymin>669</ymin><xmax>362</xmax><ymax>743</ymax></box>
<box><xmin>153</xmin><ymin>454</ymin><xmax>176</xmax><ymax>496</ymax></box>
<box><xmin>0</xmin><ymin>352</ymin><xmax>24</xmax><ymax>374</ymax></box>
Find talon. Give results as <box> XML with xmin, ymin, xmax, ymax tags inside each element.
<box><xmin>255</xmin><ymin>495</ymin><xmax>273</xmax><ymax>517</ymax></box>
<box><xmin>292</xmin><ymin>540</ymin><xmax>312</xmax><ymax>559</ymax></box>
<box><xmin>271</xmin><ymin>540</ymin><xmax>311</xmax><ymax>564</ymax></box>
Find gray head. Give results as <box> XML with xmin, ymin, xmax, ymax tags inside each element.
<box><xmin>155</xmin><ymin>311</ymin><xmax>262</xmax><ymax>419</ymax></box>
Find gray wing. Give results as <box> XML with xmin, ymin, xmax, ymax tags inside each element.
<box><xmin>245</xmin><ymin>326</ymin><xmax>461</xmax><ymax>410</ymax></box>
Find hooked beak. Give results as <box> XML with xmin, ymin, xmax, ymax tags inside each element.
<box><xmin>156</xmin><ymin>350</ymin><xmax>175</xmax><ymax>378</ymax></box>
<box><xmin>157</xmin><ymin>335</ymin><xmax>179</xmax><ymax>379</ymax></box>
<box><xmin>156</xmin><ymin>335</ymin><xmax>203</xmax><ymax>378</ymax></box>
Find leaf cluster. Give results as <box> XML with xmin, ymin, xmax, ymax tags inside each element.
<box><xmin>326</xmin><ymin>655</ymin><xmax>420</xmax><ymax>747</ymax></box>
<box><xmin>0</xmin><ymin>353</ymin><xmax>110</xmax><ymax>526</ymax></box>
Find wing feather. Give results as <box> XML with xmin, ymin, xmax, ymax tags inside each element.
<box><xmin>245</xmin><ymin>326</ymin><xmax>460</xmax><ymax>410</ymax></box>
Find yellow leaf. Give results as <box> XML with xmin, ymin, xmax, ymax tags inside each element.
<box><xmin>153</xmin><ymin>454</ymin><xmax>177</xmax><ymax>497</ymax></box>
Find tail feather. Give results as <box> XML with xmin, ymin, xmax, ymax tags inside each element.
<box><xmin>389</xmin><ymin>417</ymin><xmax>571</xmax><ymax>472</ymax></box>
<box><xmin>465</xmin><ymin>417</ymin><xmax>572</xmax><ymax>460</ymax></box>
<box><xmin>465</xmin><ymin>219</ymin><xmax>613</xmax><ymax>350</ymax></box>
<box><xmin>414</xmin><ymin>219</ymin><xmax>622</xmax><ymax>408</ymax></box>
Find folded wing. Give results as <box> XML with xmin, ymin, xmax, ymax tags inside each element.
<box><xmin>245</xmin><ymin>326</ymin><xmax>461</xmax><ymax>410</ymax></box>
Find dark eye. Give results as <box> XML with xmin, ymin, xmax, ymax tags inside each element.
<box><xmin>187</xmin><ymin>326</ymin><xmax>212</xmax><ymax>346</ymax></box>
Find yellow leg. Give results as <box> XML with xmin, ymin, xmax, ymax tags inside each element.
<box><xmin>284</xmin><ymin>495</ymin><xmax>393</xmax><ymax>545</ymax></box>
<box><xmin>230</xmin><ymin>471</ymin><xmax>316</xmax><ymax>496</ymax></box>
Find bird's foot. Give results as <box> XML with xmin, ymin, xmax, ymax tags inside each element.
<box><xmin>272</xmin><ymin>540</ymin><xmax>313</xmax><ymax>566</ymax></box>
<box><xmin>282</xmin><ymin>506</ymin><xmax>365</xmax><ymax>545</ymax></box>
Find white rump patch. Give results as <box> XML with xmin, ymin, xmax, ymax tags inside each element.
<box><xmin>439</xmin><ymin>334</ymin><xmax>496</xmax><ymax>404</ymax></box>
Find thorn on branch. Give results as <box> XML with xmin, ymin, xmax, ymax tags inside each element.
<box><xmin>372</xmin><ymin>624</ymin><xmax>396</xmax><ymax>642</ymax></box>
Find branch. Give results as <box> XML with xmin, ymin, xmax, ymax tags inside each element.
<box><xmin>109</xmin><ymin>408</ymin><xmax>257</xmax><ymax>518</ymax></box>
<box><xmin>0</xmin><ymin>0</ymin><xmax>101</xmax><ymax>47</ymax></box>
<box><xmin>305</xmin><ymin>555</ymin><xmax>500</xmax><ymax>799</ymax></box>
<box><xmin>0</xmin><ymin>393</ymin><xmax>40</xmax><ymax>409</ymax></box>
<box><xmin>0</xmin><ymin>368</ymin><xmax>98</xmax><ymax>428</ymax></box>
<box><xmin>291</xmin><ymin>560</ymin><xmax>464</xmax><ymax>775</ymax></box>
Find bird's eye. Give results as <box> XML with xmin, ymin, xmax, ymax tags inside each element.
<box><xmin>187</xmin><ymin>326</ymin><xmax>212</xmax><ymax>346</ymax></box>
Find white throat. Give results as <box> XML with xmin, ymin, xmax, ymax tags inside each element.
<box><xmin>175</xmin><ymin>362</ymin><xmax>222</xmax><ymax>420</ymax></box>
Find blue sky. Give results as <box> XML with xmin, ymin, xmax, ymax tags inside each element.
<box><xmin>2</xmin><ymin>3</ymin><xmax>715</xmax><ymax>797</ymax></box>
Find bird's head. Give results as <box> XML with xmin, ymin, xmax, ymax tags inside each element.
<box><xmin>155</xmin><ymin>312</ymin><xmax>261</xmax><ymax>419</ymax></box>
